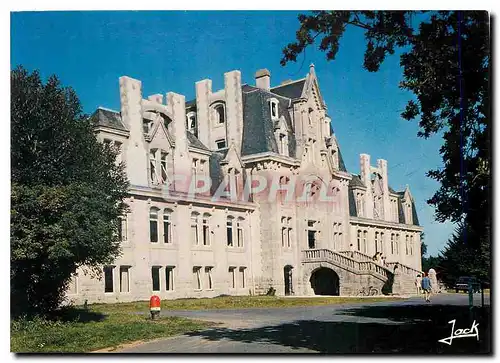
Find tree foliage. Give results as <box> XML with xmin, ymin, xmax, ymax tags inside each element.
<box><xmin>11</xmin><ymin>66</ymin><xmax>129</xmax><ymax>316</ymax></box>
<box><xmin>282</xmin><ymin>11</ymin><xmax>490</xmax><ymax>279</ymax></box>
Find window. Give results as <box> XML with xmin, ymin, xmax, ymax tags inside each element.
<box><xmin>165</xmin><ymin>266</ymin><xmax>174</xmax><ymax>291</ymax></box>
<box><xmin>191</xmin><ymin>212</ymin><xmax>199</xmax><ymax>245</ymax></box>
<box><xmin>307</xmin><ymin>221</ymin><xmax>316</xmax><ymax>249</ymax></box>
<box><xmin>391</xmin><ymin>233</ymin><xmax>395</xmax><ymax>254</ymax></box>
<box><xmin>270</xmin><ymin>99</ymin><xmax>279</xmax><ymax>119</ymax></box>
<box><xmin>216</xmin><ymin>139</ymin><xmax>226</xmax><ymax>150</ymax></box>
<box><xmin>152</xmin><ymin>266</ymin><xmax>161</xmax><ymax>292</ymax></box>
<box><xmin>163</xmin><ymin>209</ymin><xmax>173</xmax><ymax>244</ymax></box>
<box><xmin>215</xmin><ymin>104</ymin><xmax>225</xmax><ymax>124</ymax></box>
<box><xmin>362</xmin><ymin>230</ymin><xmax>367</xmax><ymax>253</ymax></box>
<box><xmin>239</xmin><ymin>267</ymin><xmax>246</xmax><ymax>288</ymax></box>
<box><xmin>308</xmin><ymin>107</ymin><xmax>313</xmax><ymax>126</ymax></box>
<box><xmin>186</xmin><ymin>113</ymin><xmax>198</xmax><ymax>137</ymax></box>
<box><xmin>120</xmin><ymin>266</ymin><xmax>130</xmax><ymax>293</ymax></box>
<box><xmin>229</xmin><ymin>267</ymin><xmax>236</xmax><ymax>288</ymax></box>
<box><xmin>193</xmin><ymin>266</ymin><xmax>202</xmax><ymax>290</ymax></box>
<box><xmin>103</xmin><ymin>138</ymin><xmax>112</xmax><ymax>147</ymax></box>
<box><xmin>279</xmin><ymin>133</ymin><xmax>288</xmax><ymax>156</ymax></box>
<box><xmin>202</xmin><ymin>213</ymin><xmax>211</xmax><ymax>246</ymax></box>
<box><xmin>143</xmin><ymin>118</ymin><xmax>152</xmax><ymax>133</ymax></box>
<box><xmin>237</xmin><ymin>217</ymin><xmax>244</xmax><ymax>247</ymax></box>
<box><xmin>410</xmin><ymin>235</ymin><xmax>414</xmax><ymax>255</ymax></box>
<box><xmin>150</xmin><ymin>150</ymin><xmax>159</xmax><ymax>184</ymax></box>
<box><xmin>192</xmin><ymin>158</ymin><xmax>198</xmax><ymax>187</ymax></box>
<box><xmin>161</xmin><ymin>152</ymin><xmax>168</xmax><ymax>183</ymax></box>
<box><xmin>396</xmin><ymin>234</ymin><xmax>400</xmax><ymax>254</ymax></box>
<box><xmin>375</xmin><ymin>232</ymin><xmax>379</xmax><ymax>253</ymax></box>
<box><xmin>205</xmin><ymin>267</ymin><xmax>213</xmax><ymax>290</ymax></box>
<box><xmin>104</xmin><ymin>266</ymin><xmax>114</xmax><ymax>293</ymax></box>
<box><xmin>227</xmin><ymin>216</ymin><xmax>234</xmax><ymax>247</ymax></box>
<box><xmin>405</xmin><ymin>235</ymin><xmax>409</xmax><ymax>255</ymax></box>
<box><xmin>150</xmin><ymin>208</ymin><xmax>159</xmax><ymax>243</ymax></box>
<box><xmin>282</xmin><ymin>217</ymin><xmax>292</xmax><ymax>248</ymax></box>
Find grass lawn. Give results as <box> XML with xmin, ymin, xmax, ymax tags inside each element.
<box><xmin>11</xmin><ymin>307</ymin><xmax>213</xmax><ymax>353</ymax></box>
<box><xmin>11</xmin><ymin>295</ymin><xmax>402</xmax><ymax>353</ymax></box>
<box><xmin>92</xmin><ymin>295</ymin><xmax>403</xmax><ymax>314</ymax></box>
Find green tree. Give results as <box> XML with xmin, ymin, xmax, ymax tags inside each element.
<box><xmin>282</xmin><ymin>11</ymin><xmax>490</xmax><ymax>279</ymax></box>
<box><xmin>11</xmin><ymin>66</ymin><xmax>129</xmax><ymax>316</ymax></box>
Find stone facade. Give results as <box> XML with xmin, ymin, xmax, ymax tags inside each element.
<box><xmin>66</xmin><ymin>65</ymin><xmax>423</xmax><ymax>305</ymax></box>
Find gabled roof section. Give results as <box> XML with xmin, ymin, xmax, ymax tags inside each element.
<box><xmin>337</xmin><ymin>148</ymin><xmax>348</xmax><ymax>173</ymax></box>
<box><xmin>270</xmin><ymin>79</ymin><xmax>306</xmax><ymax>100</ymax></box>
<box><xmin>186</xmin><ymin>131</ymin><xmax>209</xmax><ymax>151</ymax></box>
<box><xmin>349</xmin><ymin>174</ymin><xmax>365</xmax><ymax>188</ymax></box>
<box><xmin>90</xmin><ymin>107</ymin><xmax>127</xmax><ymax>131</ymax></box>
<box><xmin>241</xmin><ymin>88</ymin><xmax>297</xmax><ymax>158</ymax></box>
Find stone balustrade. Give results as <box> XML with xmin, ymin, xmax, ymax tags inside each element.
<box><xmin>302</xmin><ymin>249</ymin><xmax>390</xmax><ymax>281</ymax></box>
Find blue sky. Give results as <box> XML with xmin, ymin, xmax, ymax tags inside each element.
<box><xmin>11</xmin><ymin>10</ymin><xmax>455</xmax><ymax>256</ymax></box>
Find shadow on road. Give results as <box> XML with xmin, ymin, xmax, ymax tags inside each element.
<box><xmin>186</xmin><ymin>304</ymin><xmax>491</xmax><ymax>354</ymax></box>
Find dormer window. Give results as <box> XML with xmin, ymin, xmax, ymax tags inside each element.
<box><xmin>143</xmin><ymin>118</ymin><xmax>153</xmax><ymax>134</ymax></box>
<box><xmin>269</xmin><ymin>98</ymin><xmax>279</xmax><ymax>120</ymax></box>
<box><xmin>186</xmin><ymin>112</ymin><xmax>198</xmax><ymax>138</ymax></box>
<box><xmin>214</xmin><ymin>104</ymin><xmax>225</xmax><ymax>124</ymax></box>
<box><xmin>278</xmin><ymin>133</ymin><xmax>288</xmax><ymax>156</ymax></box>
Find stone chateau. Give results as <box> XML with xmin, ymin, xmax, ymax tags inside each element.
<box><xmin>67</xmin><ymin>65</ymin><xmax>423</xmax><ymax>304</ymax></box>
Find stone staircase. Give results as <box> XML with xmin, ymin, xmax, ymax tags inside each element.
<box><xmin>302</xmin><ymin>249</ymin><xmax>392</xmax><ymax>282</ymax></box>
<box><xmin>302</xmin><ymin>249</ymin><xmax>422</xmax><ymax>295</ymax></box>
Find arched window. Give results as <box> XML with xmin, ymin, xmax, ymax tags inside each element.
<box><xmin>186</xmin><ymin>112</ymin><xmax>198</xmax><ymax>138</ymax></box>
<box><xmin>391</xmin><ymin>233</ymin><xmax>395</xmax><ymax>254</ymax></box>
<box><xmin>362</xmin><ymin>230</ymin><xmax>367</xmax><ymax>254</ymax></box>
<box><xmin>214</xmin><ymin>104</ymin><xmax>225</xmax><ymax>124</ymax></box>
<box><xmin>202</xmin><ymin>213</ymin><xmax>211</xmax><ymax>246</ymax></box>
<box><xmin>149</xmin><ymin>208</ymin><xmax>159</xmax><ymax>243</ymax></box>
<box><xmin>191</xmin><ymin>212</ymin><xmax>199</xmax><ymax>245</ymax></box>
<box><xmin>163</xmin><ymin>209</ymin><xmax>173</xmax><ymax>244</ymax></box>
<box><xmin>226</xmin><ymin>216</ymin><xmax>234</xmax><ymax>247</ymax></box>
<box><xmin>357</xmin><ymin>230</ymin><xmax>362</xmax><ymax>251</ymax></box>
<box><xmin>269</xmin><ymin>99</ymin><xmax>279</xmax><ymax>120</ymax></box>
<box><xmin>237</xmin><ymin>217</ymin><xmax>244</xmax><ymax>248</ymax></box>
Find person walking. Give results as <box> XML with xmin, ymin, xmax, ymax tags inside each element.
<box><xmin>421</xmin><ymin>273</ymin><xmax>432</xmax><ymax>302</ymax></box>
<box><xmin>415</xmin><ymin>274</ymin><xmax>422</xmax><ymax>295</ymax></box>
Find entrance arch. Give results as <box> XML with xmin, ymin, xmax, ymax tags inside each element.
<box><xmin>310</xmin><ymin>267</ymin><xmax>340</xmax><ymax>295</ymax></box>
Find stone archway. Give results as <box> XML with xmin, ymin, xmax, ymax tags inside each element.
<box><xmin>310</xmin><ymin>267</ymin><xmax>340</xmax><ymax>296</ymax></box>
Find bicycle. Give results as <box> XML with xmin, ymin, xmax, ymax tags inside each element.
<box><xmin>359</xmin><ymin>286</ymin><xmax>379</xmax><ymax>296</ymax></box>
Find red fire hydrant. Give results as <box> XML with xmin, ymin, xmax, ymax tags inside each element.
<box><xmin>150</xmin><ymin>295</ymin><xmax>161</xmax><ymax>320</ymax></box>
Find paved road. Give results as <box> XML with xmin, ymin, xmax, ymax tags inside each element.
<box><xmin>118</xmin><ymin>293</ymin><xmax>490</xmax><ymax>353</ymax></box>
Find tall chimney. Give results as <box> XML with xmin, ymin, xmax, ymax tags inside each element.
<box><xmin>255</xmin><ymin>69</ymin><xmax>271</xmax><ymax>91</ymax></box>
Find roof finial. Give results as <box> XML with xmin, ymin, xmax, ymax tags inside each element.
<box><xmin>309</xmin><ymin>63</ymin><xmax>315</xmax><ymax>71</ymax></box>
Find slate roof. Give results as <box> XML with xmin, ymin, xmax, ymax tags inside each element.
<box><xmin>270</xmin><ymin>79</ymin><xmax>306</xmax><ymax>99</ymax></box>
<box><xmin>186</xmin><ymin>131</ymin><xmax>209</xmax><ymax>151</ymax></box>
<box><xmin>185</xmin><ymin>99</ymin><xmax>197</xmax><ymax>109</ymax></box>
<box><xmin>337</xmin><ymin>148</ymin><xmax>347</xmax><ymax>172</ymax></box>
<box><xmin>90</xmin><ymin>107</ymin><xmax>127</xmax><ymax>131</ymax></box>
<box><xmin>349</xmin><ymin>174</ymin><xmax>365</xmax><ymax>188</ymax></box>
<box><xmin>240</xmin><ymin>88</ymin><xmax>297</xmax><ymax>158</ymax></box>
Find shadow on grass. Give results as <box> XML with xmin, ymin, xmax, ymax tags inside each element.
<box><xmin>185</xmin><ymin>304</ymin><xmax>491</xmax><ymax>354</ymax></box>
<box><xmin>46</xmin><ymin>307</ymin><xmax>106</xmax><ymax>323</ymax></box>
